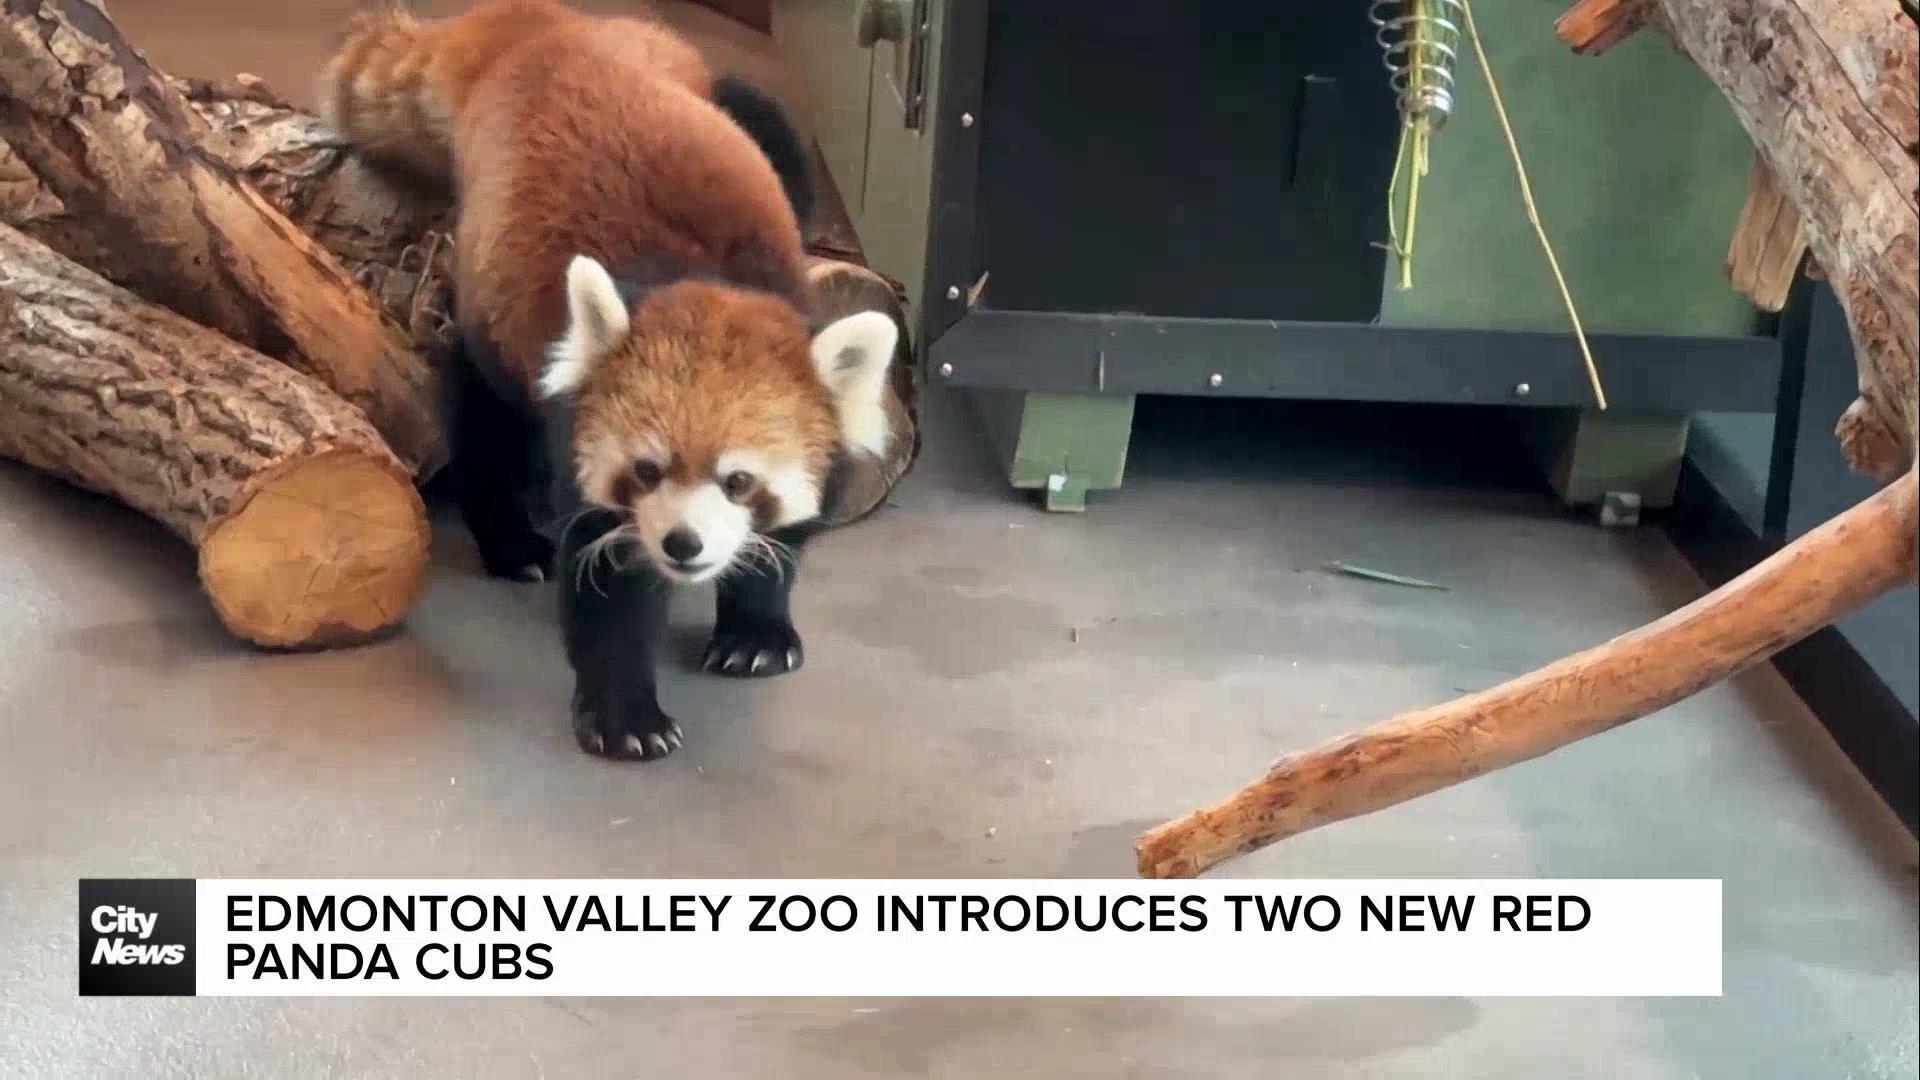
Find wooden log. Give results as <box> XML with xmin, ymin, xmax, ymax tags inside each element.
<box><xmin>1725</xmin><ymin>151</ymin><xmax>1810</xmax><ymax>313</ymax></box>
<box><xmin>0</xmin><ymin>224</ymin><xmax>429</xmax><ymax>649</ymax></box>
<box><xmin>175</xmin><ymin>75</ymin><xmax>458</xmax><ymax>357</ymax></box>
<box><xmin>174</xmin><ymin>76</ymin><xmax>922</xmax><ymax>523</ymax></box>
<box><xmin>3</xmin><ymin>30</ymin><xmax>917</xmax><ymax>514</ymax></box>
<box><xmin>5</xmin><ymin>73</ymin><xmax>457</xmax><ymax>354</ymax></box>
<box><xmin>1137</xmin><ymin>0</ymin><xmax>1918</xmax><ymax>876</ymax></box>
<box><xmin>0</xmin><ymin>0</ymin><xmax>446</xmax><ymax>475</ymax></box>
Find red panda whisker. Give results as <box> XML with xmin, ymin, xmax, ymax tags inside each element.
<box><xmin>573</xmin><ymin>524</ymin><xmax>639</xmax><ymax>597</ymax></box>
<box><xmin>554</xmin><ymin>505</ymin><xmax>606</xmax><ymax>548</ymax></box>
<box><xmin>732</xmin><ymin>533</ymin><xmax>788</xmax><ymax>584</ymax></box>
<box><xmin>715</xmin><ymin>537</ymin><xmax>768</xmax><ymax>585</ymax></box>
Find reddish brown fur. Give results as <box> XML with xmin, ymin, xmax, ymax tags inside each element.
<box><xmin>579</xmin><ymin>282</ymin><xmax>840</xmax><ymax>500</ymax></box>
<box><xmin>324</xmin><ymin>2</ymin><xmax>835</xmax><ymax>503</ymax></box>
<box><xmin>321</xmin><ymin>1</ymin><xmax>710</xmax><ymax>184</ymax></box>
<box><xmin>450</xmin><ymin>15</ymin><xmax>812</xmax><ymax>395</ymax></box>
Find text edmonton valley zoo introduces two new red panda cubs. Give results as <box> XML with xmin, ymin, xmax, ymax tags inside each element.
<box><xmin>322</xmin><ymin>1</ymin><xmax>898</xmax><ymax>761</ymax></box>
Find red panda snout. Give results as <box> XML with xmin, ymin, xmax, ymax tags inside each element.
<box><xmin>613</xmin><ymin>446</ymin><xmax>813</xmax><ymax>583</ymax></box>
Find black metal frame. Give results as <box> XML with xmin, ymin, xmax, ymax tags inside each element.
<box><xmin>919</xmin><ymin>0</ymin><xmax>1783</xmax><ymax>416</ymax></box>
<box><xmin>930</xmin><ymin>310</ymin><xmax>1781</xmax><ymax>411</ymax></box>
<box><xmin>920</xmin><ymin>0</ymin><xmax>988</xmax><ymax>344</ymax></box>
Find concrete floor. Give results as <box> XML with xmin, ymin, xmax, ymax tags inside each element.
<box><xmin>1</xmin><ymin>391</ymin><xmax>1915</xmax><ymax>1078</ymax></box>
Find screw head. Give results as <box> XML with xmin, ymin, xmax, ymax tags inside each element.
<box><xmin>937</xmin><ymin>362</ymin><xmax>954</xmax><ymax>378</ymax></box>
<box><xmin>1207</xmin><ymin>373</ymin><xmax>1224</xmax><ymax>389</ymax></box>
<box><xmin>960</xmin><ymin>111</ymin><xmax>975</xmax><ymax>128</ymax></box>
<box><xmin>1513</xmin><ymin>382</ymin><xmax>1532</xmax><ymax>398</ymax></box>
<box><xmin>945</xmin><ymin>285</ymin><xmax>961</xmax><ymax>301</ymax></box>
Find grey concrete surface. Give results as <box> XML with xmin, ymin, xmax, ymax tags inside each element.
<box><xmin>2</xmin><ymin>394</ymin><xmax>1915</xmax><ymax>1078</ymax></box>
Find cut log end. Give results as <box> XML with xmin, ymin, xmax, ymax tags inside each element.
<box><xmin>4</xmin><ymin>223</ymin><xmax>434</xmax><ymax>650</ymax></box>
<box><xmin>199</xmin><ymin>449</ymin><xmax>429</xmax><ymax>650</ymax></box>
<box><xmin>1555</xmin><ymin>0</ymin><xmax>1652</xmax><ymax>55</ymax></box>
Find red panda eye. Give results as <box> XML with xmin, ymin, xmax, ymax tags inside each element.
<box><xmin>630</xmin><ymin>460</ymin><xmax>663</xmax><ymax>489</ymax></box>
<box><xmin>722</xmin><ymin>471</ymin><xmax>755</xmax><ymax>499</ymax></box>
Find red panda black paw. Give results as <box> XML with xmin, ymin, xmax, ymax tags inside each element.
<box><xmin>478</xmin><ymin>531</ymin><xmax>556</xmax><ymax>584</ymax></box>
<box><xmin>571</xmin><ymin>687</ymin><xmax>684</xmax><ymax>762</ymax></box>
<box><xmin>702</xmin><ymin>619</ymin><xmax>804</xmax><ymax>678</ymax></box>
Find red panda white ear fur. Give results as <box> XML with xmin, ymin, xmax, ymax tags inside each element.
<box><xmin>541</xmin><ymin>255</ymin><xmax>631</xmax><ymax>398</ymax></box>
<box><xmin>810</xmin><ymin>310</ymin><xmax>897</xmax><ymax>457</ymax></box>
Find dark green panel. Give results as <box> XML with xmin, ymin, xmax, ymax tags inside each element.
<box><xmin>1375</xmin><ymin>0</ymin><xmax>1756</xmax><ymax>337</ymax></box>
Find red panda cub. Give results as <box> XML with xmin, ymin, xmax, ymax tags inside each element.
<box><xmin>323</xmin><ymin>2</ymin><xmax>895</xmax><ymax>761</ymax></box>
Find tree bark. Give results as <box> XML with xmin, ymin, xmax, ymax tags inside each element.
<box><xmin>2</xmin><ymin>2</ymin><xmax>916</xmax><ymax>508</ymax></box>
<box><xmin>1653</xmin><ymin>0</ymin><xmax>1917</xmax><ymax>481</ymax></box>
<box><xmin>0</xmin><ymin>224</ymin><xmax>430</xmax><ymax>649</ymax></box>
<box><xmin>169</xmin><ymin>79</ymin><xmax>921</xmax><ymax>522</ymax></box>
<box><xmin>174</xmin><ymin>75</ymin><xmax>459</xmax><ymax>356</ymax></box>
<box><xmin>1137</xmin><ymin>0</ymin><xmax>1918</xmax><ymax>877</ymax></box>
<box><xmin>0</xmin><ymin>0</ymin><xmax>446</xmax><ymax>475</ymax></box>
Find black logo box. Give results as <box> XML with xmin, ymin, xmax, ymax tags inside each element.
<box><xmin>78</xmin><ymin>879</ymin><xmax>197</xmax><ymax>997</ymax></box>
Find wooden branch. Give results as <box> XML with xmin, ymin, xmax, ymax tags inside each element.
<box><xmin>0</xmin><ymin>0</ymin><xmax>446</xmax><ymax>476</ymax></box>
<box><xmin>1726</xmin><ymin>151</ymin><xmax>1810</xmax><ymax>312</ymax></box>
<box><xmin>1651</xmin><ymin>0</ymin><xmax>1917</xmax><ymax>476</ymax></box>
<box><xmin>1139</xmin><ymin>0</ymin><xmax>1918</xmax><ymax>876</ymax></box>
<box><xmin>1137</xmin><ymin>471</ymin><xmax>1918</xmax><ymax>877</ymax></box>
<box><xmin>1555</xmin><ymin>0</ymin><xmax>1652</xmax><ymax>55</ymax></box>
<box><xmin>0</xmin><ymin>225</ymin><xmax>429</xmax><ymax>649</ymax></box>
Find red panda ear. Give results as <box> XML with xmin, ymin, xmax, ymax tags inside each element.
<box><xmin>809</xmin><ymin>310</ymin><xmax>897</xmax><ymax>457</ymax></box>
<box><xmin>540</xmin><ymin>255</ymin><xmax>631</xmax><ymax>398</ymax></box>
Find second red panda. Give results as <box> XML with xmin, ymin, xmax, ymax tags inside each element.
<box><xmin>322</xmin><ymin>1</ymin><xmax>896</xmax><ymax>761</ymax></box>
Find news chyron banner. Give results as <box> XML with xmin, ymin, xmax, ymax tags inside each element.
<box><xmin>80</xmin><ymin>879</ymin><xmax>1721</xmax><ymax>997</ymax></box>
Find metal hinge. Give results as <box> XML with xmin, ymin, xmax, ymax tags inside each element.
<box><xmin>857</xmin><ymin>0</ymin><xmax>932</xmax><ymax>130</ymax></box>
<box><xmin>901</xmin><ymin>0</ymin><xmax>932</xmax><ymax>130</ymax></box>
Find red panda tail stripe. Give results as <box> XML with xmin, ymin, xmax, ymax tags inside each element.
<box><xmin>319</xmin><ymin>7</ymin><xmax>453</xmax><ymax>181</ymax></box>
<box><xmin>321</xmin><ymin>2</ymin><xmax>583</xmax><ymax>184</ymax></box>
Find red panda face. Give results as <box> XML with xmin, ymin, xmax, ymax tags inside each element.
<box><xmin>542</xmin><ymin>256</ymin><xmax>897</xmax><ymax>583</ymax></box>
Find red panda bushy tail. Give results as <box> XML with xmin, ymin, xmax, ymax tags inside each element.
<box><xmin>320</xmin><ymin>2</ymin><xmax>716</xmax><ymax>187</ymax></box>
<box><xmin>318</xmin><ymin>1</ymin><xmax>572</xmax><ymax>184</ymax></box>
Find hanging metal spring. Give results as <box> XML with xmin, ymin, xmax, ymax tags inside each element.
<box><xmin>1369</xmin><ymin>0</ymin><xmax>1464</xmax><ymax>128</ymax></box>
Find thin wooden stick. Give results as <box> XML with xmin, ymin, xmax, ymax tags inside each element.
<box><xmin>1460</xmin><ymin>0</ymin><xmax>1609</xmax><ymax>410</ymax></box>
<box><xmin>1136</xmin><ymin>471</ymin><xmax>1917</xmax><ymax>877</ymax></box>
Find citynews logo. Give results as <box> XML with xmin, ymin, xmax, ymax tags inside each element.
<box><xmin>78</xmin><ymin>879</ymin><xmax>196</xmax><ymax>996</ymax></box>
